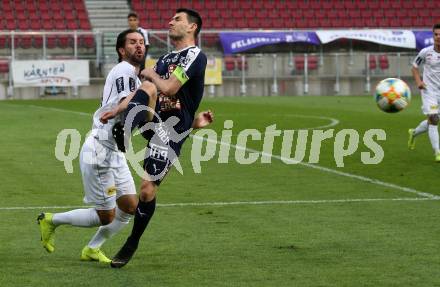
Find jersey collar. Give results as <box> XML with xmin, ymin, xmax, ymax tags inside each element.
<box><xmin>171</xmin><ymin>45</ymin><xmax>196</xmax><ymax>53</ymax></box>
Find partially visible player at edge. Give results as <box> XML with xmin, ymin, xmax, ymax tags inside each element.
<box><xmin>408</xmin><ymin>23</ymin><xmax>440</xmax><ymax>162</ymax></box>
<box><xmin>100</xmin><ymin>8</ymin><xmax>208</xmax><ymax>268</ymax></box>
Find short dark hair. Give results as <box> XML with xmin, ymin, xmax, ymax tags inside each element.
<box><xmin>433</xmin><ymin>23</ymin><xmax>440</xmax><ymax>31</ymax></box>
<box><xmin>116</xmin><ymin>29</ymin><xmax>142</xmax><ymax>62</ymax></box>
<box><xmin>128</xmin><ymin>12</ymin><xmax>138</xmax><ymax>19</ymax></box>
<box><xmin>176</xmin><ymin>8</ymin><xmax>202</xmax><ymax>38</ymax></box>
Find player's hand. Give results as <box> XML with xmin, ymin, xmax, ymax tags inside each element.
<box><xmin>417</xmin><ymin>81</ymin><xmax>427</xmax><ymax>90</ymax></box>
<box><xmin>193</xmin><ymin>110</ymin><xmax>214</xmax><ymax>129</ymax></box>
<box><xmin>100</xmin><ymin>109</ymin><xmax>117</xmax><ymax>124</ymax></box>
<box><xmin>140</xmin><ymin>67</ymin><xmax>155</xmax><ymax>82</ymax></box>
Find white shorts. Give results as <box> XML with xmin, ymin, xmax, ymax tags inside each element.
<box><xmin>79</xmin><ymin>136</ymin><xmax>136</xmax><ymax>210</ymax></box>
<box><xmin>421</xmin><ymin>88</ymin><xmax>440</xmax><ymax>115</ymax></box>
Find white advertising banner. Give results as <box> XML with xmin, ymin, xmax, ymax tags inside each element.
<box><xmin>316</xmin><ymin>29</ymin><xmax>416</xmax><ymax>49</ymax></box>
<box><xmin>12</xmin><ymin>60</ymin><xmax>89</xmax><ymax>87</ymax></box>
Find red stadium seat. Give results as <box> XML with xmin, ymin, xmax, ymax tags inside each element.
<box><xmin>295</xmin><ymin>56</ymin><xmax>304</xmax><ymax>71</ymax></box>
<box><xmin>0</xmin><ymin>36</ymin><xmax>11</xmax><ymax>48</ymax></box>
<box><xmin>79</xmin><ymin>20</ymin><xmax>91</xmax><ymax>30</ymax></box>
<box><xmin>379</xmin><ymin>55</ymin><xmax>389</xmax><ymax>70</ymax></box>
<box><xmin>47</xmin><ymin>36</ymin><xmax>58</xmax><ymax>49</ymax></box>
<box><xmin>6</xmin><ymin>21</ymin><xmax>15</xmax><ymax>30</ymax></box>
<box><xmin>67</xmin><ymin>21</ymin><xmax>78</xmax><ymax>30</ymax></box>
<box><xmin>42</xmin><ymin>20</ymin><xmax>53</xmax><ymax>30</ymax></box>
<box><xmin>308</xmin><ymin>56</ymin><xmax>318</xmax><ymax>70</ymax></box>
<box><xmin>58</xmin><ymin>35</ymin><xmax>72</xmax><ymax>48</ymax></box>
<box><xmin>236</xmin><ymin>56</ymin><xmax>248</xmax><ymax>71</ymax></box>
<box><xmin>33</xmin><ymin>36</ymin><xmax>43</xmax><ymax>48</ymax></box>
<box><xmin>224</xmin><ymin>56</ymin><xmax>235</xmax><ymax>71</ymax></box>
<box><xmin>241</xmin><ymin>1</ymin><xmax>252</xmax><ymax>10</ymax></box>
<box><xmin>369</xmin><ymin>55</ymin><xmax>377</xmax><ymax>70</ymax></box>
<box><xmin>17</xmin><ymin>36</ymin><xmax>32</xmax><ymax>49</ymax></box>
<box><xmin>80</xmin><ymin>35</ymin><xmax>95</xmax><ymax>49</ymax></box>
<box><xmin>17</xmin><ymin>20</ymin><xmax>30</xmax><ymax>30</ymax></box>
<box><xmin>0</xmin><ymin>61</ymin><xmax>9</xmax><ymax>74</ymax></box>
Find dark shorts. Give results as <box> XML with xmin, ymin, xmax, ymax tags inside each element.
<box><xmin>142</xmin><ymin>125</ymin><xmax>187</xmax><ymax>186</ymax></box>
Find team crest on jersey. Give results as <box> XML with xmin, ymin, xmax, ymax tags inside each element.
<box><xmin>116</xmin><ymin>77</ymin><xmax>124</xmax><ymax>93</ymax></box>
<box><xmin>168</xmin><ymin>64</ymin><xmax>177</xmax><ymax>74</ymax></box>
<box><xmin>129</xmin><ymin>77</ymin><xmax>135</xmax><ymax>92</ymax></box>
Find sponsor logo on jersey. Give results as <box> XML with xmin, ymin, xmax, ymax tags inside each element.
<box><xmin>116</xmin><ymin>77</ymin><xmax>124</xmax><ymax>93</ymax></box>
<box><xmin>129</xmin><ymin>77</ymin><xmax>136</xmax><ymax>92</ymax></box>
<box><xmin>149</xmin><ymin>143</ymin><xmax>168</xmax><ymax>162</ymax></box>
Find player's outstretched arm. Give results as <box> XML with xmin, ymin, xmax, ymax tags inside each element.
<box><xmin>411</xmin><ymin>66</ymin><xmax>426</xmax><ymax>90</ymax></box>
<box><xmin>192</xmin><ymin>110</ymin><xmax>214</xmax><ymax>129</ymax></box>
<box><xmin>100</xmin><ymin>92</ymin><xmax>136</xmax><ymax>123</ymax></box>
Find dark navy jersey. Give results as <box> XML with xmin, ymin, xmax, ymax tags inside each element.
<box><xmin>153</xmin><ymin>46</ymin><xmax>207</xmax><ymax>132</ymax></box>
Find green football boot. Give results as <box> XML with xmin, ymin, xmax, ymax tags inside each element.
<box><xmin>80</xmin><ymin>246</ymin><xmax>111</xmax><ymax>264</ymax></box>
<box><xmin>37</xmin><ymin>213</ymin><xmax>56</xmax><ymax>253</ymax></box>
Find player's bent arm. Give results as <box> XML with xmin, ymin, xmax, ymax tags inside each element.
<box><xmin>141</xmin><ymin>67</ymin><xmax>184</xmax><ymax>96</ymax></box>
<box><xmin>100</xmin><ymin>92</ymin><xmax>135</xmax><ymax>123</ymax></box>
<box><xmin>148</xmin><ymin>72</ymin><xmax>182</xmax><ymax>96</ymax></box>
<box><xmin>411</xmin><ymin>66</ymin><xmax>426</xmax><ymax>90</ymax></box>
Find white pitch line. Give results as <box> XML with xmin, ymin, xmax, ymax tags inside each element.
<box><xmin>194</xmin><ymin>135</ymin><xmax>438</xmax><ymax>199</ymax></box>
<box><xmin>0</xmin><ymin>197</ymin><xmax>438</xmax><ymax>211</ymax></box>
<box><xmin>9</xmin><ymin>104</ymin><xmax>439</xmax><ymax>200</ymax></box>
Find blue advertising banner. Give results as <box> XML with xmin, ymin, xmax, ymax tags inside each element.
<box><xmin>413</xmin><ymin>30</ymin><xmax>433</xmax><ymax>50</ymax></box>
<box><xmin>219</xmin><ymin>31</ymin><xmax>320</xmax><ymax>54</ymax></box>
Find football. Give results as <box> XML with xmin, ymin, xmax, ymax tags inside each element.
<box><xmin>375</xmin><ymin>78</ymin><xmax>411</xmax><ymax>113</ymax></box>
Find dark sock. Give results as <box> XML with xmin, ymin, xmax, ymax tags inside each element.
<box><xmin>127</xmin><ymin>197</ymin><xmax>156</xmax><ymax>247</ymax></box>
<box><xmin>124</xmin><ymin>89</ymin><xmax>150</xmax><ymax>131</ymax></box>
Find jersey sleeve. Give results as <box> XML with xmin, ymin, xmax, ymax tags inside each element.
<box><xmin>114</xmin><ymin>63</ymin><xmax>137</xmax><ymax>101</ymax></box>
<box><xmin>172</xmin><ymin>49</ymin><xmax>207</xmax><ymax>86</ymax></box>
<box><xmin>413</xmin><ymin>48</ymin><xmax>427</xmax><ymax>68</ymax></box>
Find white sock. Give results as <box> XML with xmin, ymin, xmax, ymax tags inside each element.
<box><xmin>52</xmin><ymin>208</ymin><xmax>101</xmax><ymax>227</ymax></box>
<box><xmin>414</xmin><ymin>120</ymin><xmax>428</xmax><ymax>136</ymax></box>
<box><xmin>87</xmin><ymin>207</ymin><xmax>132</xmax><ymax>249</ymax></box>
<box><xmin>428</xmin><ymin>124</ymin><xmax>440</xmax><ymax>154</ymax></box>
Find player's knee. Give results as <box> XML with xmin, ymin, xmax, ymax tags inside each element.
<box><xmin>96</xmin><ymin>209</ymin><xmax>115</xmax><ymax>225</ymax></box>
<box><xmin>139</xmin><ymin>180</ymin><xmax>157</xmax><ymax>202</ymax></box>
<box><xmin>117</xmin><ymin>195</ymin><xmax>138</xmax><ymax>215</ymax></box>
<box><xmin>140</xmin><ymin>81</ymin><xmax>157</xmax><ymax>98</ymax></box>
<box><xmin>429</xmin><ymin>114</ymin><xmax>439</xmax><ymax>125</ymax></box>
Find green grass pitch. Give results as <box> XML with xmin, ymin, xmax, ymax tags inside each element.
<box><xmin>1</xmin><ymin>95</ymin><xmax>440</xmax><ymax>286</ymax></box>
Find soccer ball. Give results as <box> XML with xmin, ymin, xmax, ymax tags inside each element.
<box><xmin>375</xmin><ymin>78</ymin><xmax>411</xmax><ymax>113</ymax></box>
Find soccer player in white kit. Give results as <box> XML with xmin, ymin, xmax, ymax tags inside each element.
<box><xmin>409</xmin><ymin>24</ymin><xmax>440</xmax><ymax>162</ymax></box>
<box><xmin>37</xmin><ymin>29</ymin><xmax>157</xmax><ymax>263</ymax></box>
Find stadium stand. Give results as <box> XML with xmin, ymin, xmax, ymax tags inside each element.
<box><xmin>0</xmin><ymin>0</ymin><xmax>93</xmax><ymax>49</ymax></box>
<box><xmin>131</xmin><ymin>0</ymin><xmax>435</xmax><ymax>29</ymax></box>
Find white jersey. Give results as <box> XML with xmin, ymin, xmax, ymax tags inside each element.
<box><xmin>137</xmin><ymin>27</ymin><xmax>149</xmax><ymax>46</ymax></box>
<box><xmin>91</xmin><ymin>61</ymin><xmax>141</xmax><ymax>150</ymax></box>
<box><xmin>413</xmin><ymin>46</ymin><xmax>440</xmax><ymax>90</ymax></box>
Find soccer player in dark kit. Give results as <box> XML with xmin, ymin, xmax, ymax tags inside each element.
<box><xmin>100</xmin><ymin>8</ymin><xmax>208</xmax><ymax>268</ymax></box>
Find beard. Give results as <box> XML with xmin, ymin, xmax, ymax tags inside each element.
<box><xmin>127</xmin><ymin>50</ymin><xmax>144</xmax><ymax>66</ymax></box>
